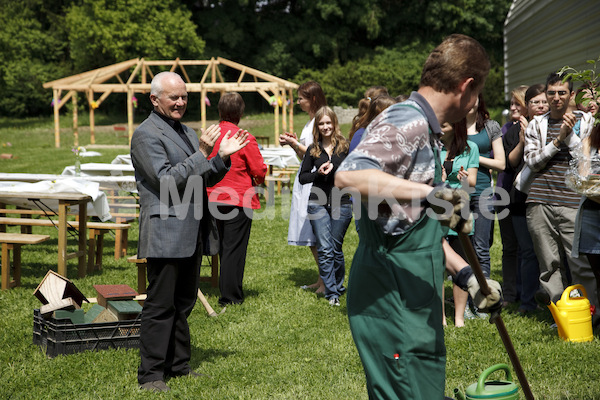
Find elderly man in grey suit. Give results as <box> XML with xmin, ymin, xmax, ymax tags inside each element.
<box><xmin>132</xmin><ymin>71</ymin><xmax>248</xmax><ymax>392</ymax></box>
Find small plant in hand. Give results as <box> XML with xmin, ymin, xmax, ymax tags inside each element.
<box><xmin>559</xmin><ymin>55</ymin><xmax>600</xmax><ymax>124</ymax></box>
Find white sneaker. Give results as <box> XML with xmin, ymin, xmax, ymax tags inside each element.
<box><xmin>329</xmin><ymin>298</ymin><xmax>340</xmax><ymax>307</ymax></box>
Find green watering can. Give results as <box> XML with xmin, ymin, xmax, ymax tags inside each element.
<box><xmin>454</xmin><ymin>364</ymin><xmax>519</xmax><ymax>400</ymax></box>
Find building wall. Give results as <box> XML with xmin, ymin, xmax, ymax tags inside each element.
<box><xmin>504</xmin><ymin>0</ymin><xmax>600</xmax><ymax>99</ymax></box>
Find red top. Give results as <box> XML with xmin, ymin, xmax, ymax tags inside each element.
<box><xmin>207</xmin><ymin>121</ymin><xmax>267</xmax><ymax>209</ymax></box>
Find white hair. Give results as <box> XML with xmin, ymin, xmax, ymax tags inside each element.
<box><xmin>151</xmin><ymin>71</ymin><xmax>184</xmax><ymax>97</ymax></box>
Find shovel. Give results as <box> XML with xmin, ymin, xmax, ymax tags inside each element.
<box><xmin>458</xmin><ymin>232</ymin><xmax>535</xmax><ymax>400</ymax></box>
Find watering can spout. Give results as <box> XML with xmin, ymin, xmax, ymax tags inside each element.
<box><xmin>547</xmin><ymin>301</ymin><xmax>567</xmax><ymax>336</ymax></box>
<box><xmin>453</xmin><ymin>388</ymin><xmax>466</xmax><ymax>400</ymax></box>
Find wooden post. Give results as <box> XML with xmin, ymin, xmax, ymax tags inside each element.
<box><xmin>281</xmin><ymin>88</ymin><xmax>287</xmax><ymax>143</ymax></box>
<box><xmin>57</xmin><ymin>202</ymin><xmax>68</xmax><ymax>278</ymax></box>
<box><xmin>88</xmin><ymin>90</ymin><xmax>95</xmax><ymax>145</ymax></box>
<box><xmin>127</xmin><ymin>89</ymin><xmax>134</xmax><ymax>145</ymax></box>
<box><xmin>201</xmin><ymin>88</ymin><xmax>206</xmax><ymax>131</ymax></box>
<box><xmin>53</xmin><ymin>89</ymin><xmax>60</xmax><ymax>148</ymax></box>
<box><xmin>289</xmin><ymin>89</ymin><xmax>294</xmax><ymax>138</ymax></box>
<box><xmin>274</xmin><ymin>89</ymin><xmax>280</xmax><ymax>144</ymax></box>
<box><xmin>72</xmin><ymin>95</ymin><xmax>78</xmax><ymax>147</ymax></box>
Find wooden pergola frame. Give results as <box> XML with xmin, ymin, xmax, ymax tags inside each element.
<box><xmin>43</xmin><ymin>57</ymin><xmax>299</xmax><ymax>148</ymax></box>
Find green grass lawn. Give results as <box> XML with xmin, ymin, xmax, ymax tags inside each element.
<box><xmin>0</xmin><ymin>113</ymin><xmax>599</xmax><ymax>399</ymax></box>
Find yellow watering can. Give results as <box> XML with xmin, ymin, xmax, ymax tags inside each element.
<box><xmin>547</xmin><ymin>284</ymin><xmax>593</xmax><ymax>342</ymax></box>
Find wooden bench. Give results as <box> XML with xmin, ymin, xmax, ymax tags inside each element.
<box><xmin>103</xmin><ymin>190</ymin><xmax>140</xmax><ymax>259</ymax></box>
<box><xmin>0</xmin><ymin>232</ymin><xmax>50</xmax><ymax>290</ymax></box>
<box><xmin>0</xmin><ymin>206</ymin><xmax>134</xmax><ymax>259</ymax></box>
<box><xmin>128</xmin><ymin>254</ymin><xmax>219</xmax><ymax>294</ymax></box>
<box><xmin>0</xmin><ymin>217</ymin><xmax>130</xmax><ymax>274</ymax></box>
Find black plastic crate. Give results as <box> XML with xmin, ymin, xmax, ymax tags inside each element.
<box><xmin>33</xmin><ymin>309</ymin><xmax>141</xmax><ymax>358</ymax></box>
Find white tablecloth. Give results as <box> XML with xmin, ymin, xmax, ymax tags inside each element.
<box><xmin>260</xmin><ymin>147</ymin><xmax>300</xmax><ymax>169</ymax></box>
<box><xmin>0</xmin><ymin>179</ymin><xmax>111</xmax><ymax>221</ymax></box>
<box><xmin>0</xmin><ymin>173</ymin><xmax>136</xmax><ymax>193</ymax></box>
<box><xmin>111</xmin><ymin>154</ymin><xmax>132</xmax><ymax>166</ymax></box>
<box><xmin>61</xmin><ymin>162</ymin><xmax>134</xmax><ymax>177</ymax></box>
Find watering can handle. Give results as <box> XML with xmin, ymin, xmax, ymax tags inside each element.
<box><xmin>476</xmin><ymin>364</ymin><xmax>513</xmax><ymax>394</ymax></box>
<box><xmin>561</xmin><ymin>284</ymin><xmax>587</xmax><ymax>303</ymax></box>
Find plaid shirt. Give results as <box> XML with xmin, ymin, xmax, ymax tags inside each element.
<box><xmin>524</xmin><ymin>112</ymin><xmax>592</xmax><ymax>172</ymax></box>
<box><xmin>524</xmin><ymin>112</ymin><xmax>593</xmax><ymax>207</ymax></box>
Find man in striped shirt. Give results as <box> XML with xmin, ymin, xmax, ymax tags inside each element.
<box><xmin>524</xmin><ymin>71</ymin><xmax>597</xmax><ymax>311</ymax></box>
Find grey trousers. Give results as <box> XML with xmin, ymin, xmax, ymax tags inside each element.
<box><xmin>526</xmin><ymin>203</ymin><xmax>598</xmax><ymax>309</ymax></box>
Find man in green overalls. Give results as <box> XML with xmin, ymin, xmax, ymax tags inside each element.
<box><xmin>335</xmin><ymin>34</ymin><xmax>503</xmax><ymax>399</ymax></box>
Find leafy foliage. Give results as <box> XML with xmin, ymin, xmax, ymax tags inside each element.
<box><xmin>295</xmin><ymin>44</ymin><xmax>432</xmax><ymax>107</ymax></box>
<box><xmin>1</xmin><ymin>0</ymin><xmax>511</xmax><ymax>116</ymax></box>
<box><xmin>559</xmin><ymin>56</ymin><xmax>600</xmax><ymax>121</ymax></box>
<box><xmin>0</xmin><ymin>0</ymin><xmax>71</xmax><ymax>115</ymax></box>
<box><xmin>65</xmin><ymin>0</ymin><xmax>205</xmax><ymax>70</ymax></box>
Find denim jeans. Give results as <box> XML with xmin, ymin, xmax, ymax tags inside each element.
<box><xmin>307</xmin><ymin>202</ymin><xmax>353</xmax><ymax>300</ymax></box>
<box><xmin>471</xmin><ymin>195</ymin><xmax>494</xmax><ymax>277</ymax></box>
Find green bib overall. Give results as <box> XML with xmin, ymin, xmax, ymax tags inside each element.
<box><xmin>348</xmin><ymin>144</ymin><xmax>446</xmax><ymax>399</ymax></box>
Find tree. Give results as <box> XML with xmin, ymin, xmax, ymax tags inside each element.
<box><xmin>190</xmin><ymin>0</ymin><xmax>511</xmax><ymax>107</ymax></box>
<box><xmin>0</xmin><ymin>0</ymin><xmax>71</xmax><ymax>115</ymax></box>
<box><xmin>0</xmin><ymin>0</ymin><xmax>512</xmax><ymax>116</ymax></box>
<box><xmin>65</xmin><ymin>0</ymin><xmax>205</xmax><ymax>71</ymax></box>
<box><xmin>295</xmin><ymin>44</ymin><xmax>432</xmax><ymax>107</ymax></box>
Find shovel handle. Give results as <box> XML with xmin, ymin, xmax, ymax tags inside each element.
<box><xmin>458</xmin><ymin>232</ymin><xmax>491</xmax><ymax>296</ymax></box>
<box><xmin>458</xmin><ymin>232</ymin><xmax>535</xmax><ymax>400</ymax></box>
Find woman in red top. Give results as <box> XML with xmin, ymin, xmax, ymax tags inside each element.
<box><xmin>207</xmin><ymin>92</ymin><xmax>267</xmax><ymax>306</ymax></box>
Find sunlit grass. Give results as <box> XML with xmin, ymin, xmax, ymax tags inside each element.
<box><xmin>0</xmin><ymin>113</ymin><xmax>598</xmax><ymax>399</ymax></box>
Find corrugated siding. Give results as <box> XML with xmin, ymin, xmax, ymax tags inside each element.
<box><xmin>504</xmin><ymin>0</ymin><xmax>600</xmax><ymax>99</ymax></box>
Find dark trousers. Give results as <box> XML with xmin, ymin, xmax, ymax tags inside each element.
<box><xmin>138</xmin><ymin>255</ymin><xmax>200</xmax><ymax>384</ymax></box>
<box><xmin>216</xmin><ymin>205</ymin><xmax>252</xmax><ymax>306</ymax></box>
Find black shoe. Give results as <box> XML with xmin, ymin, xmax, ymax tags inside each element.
<box><xmin>139</xmin><ymin>380</ymin><xmax>170</xmax><ymax>392</ymax></box>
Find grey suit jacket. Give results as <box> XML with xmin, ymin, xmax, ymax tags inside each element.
<box><xmin>131</xmin><ymin>112</ymin><xmax>228</xmax><ymax>259</ymax></box>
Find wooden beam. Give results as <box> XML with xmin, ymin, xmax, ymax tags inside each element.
<box><xmin>282</xmin><ymin>89</ymin><xmax>287</xmax><ymax>136</ymax></box>
<box><xmin>87</xmin><ymin>90</ymin><xmax>95</xmax><ymax>145</ymax></box>
<box><xmin>237</xmin><ymin>68</ymin><xmax>246</xmax><ymax>84</ymax></box>
<box><xmin>215</xmin><ymin>63</ymin><xmax>225</xmax><ymax>83</ymax></box>
<box><xmin>56</xmin><ymin>90</ymin><xmax>76</xmax><ymax>110</ymax></box>
<box><xmin>43</xmin><ymin>58</ymin><xmax>140</xmax><ymax>88</ymax></box>
<box><xmin>178</xmin><ymin>64</ymin><xmax>191</xmax><ymax>83</ymax></box>
<box><xmin>143</xmin><ymin>60</ymin><xmax>212</xmax><ymax>66</ymax></box>
<box><xmin>289</xmin><ymin>89</ymin><xmax>294</xmax><ymax>137</ymax></box>
<box><xmin>274</xmin><ymin>89</ymin><xmax>280</xmax><ymax>143</ymax></box>
<box><xmin>256</xmin><ymin>89</ymin><xmax>271</xmax><ymax>103</ymax></box>
<box><xmin>72</xmin><ymin>95</ymin><xmax>78</xmax><ymax>147</ymax></box>
<box><xmin>53</xmin><ymin>89</ymin><xmax>60</xmax><ymax>148</ymax></box>
<box><xmin>95</xmin><ymin>90</ymin><xmax>113</xmax><ymax>107</ymax></box>
<box><xmin>199</xmin><ymin>58</ymin><xmax>213</xmax><ymax>84</ymax></box>
<box><xmin>126</xmin><ymin>58</ymin><xmax>144</xmax><ymax>85</ymax></box>
<box><xmin>127</xmin><ymin>90</ymin><xmax>134</xmax><ymax>145</ymax></box>
<box><xmin>57</xmin><ymin>81</ymin><xmax>296</xmax><ymax>92</ymax></box>
<box><xmin>217</xmin><ymin>57</ymin><xmax>298</xmax><ymax>88</ymax></box>
<box><xmin>201</xmin><ymin>88</ymin><xmax>207</xmax><ymax>131</ymax></box>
